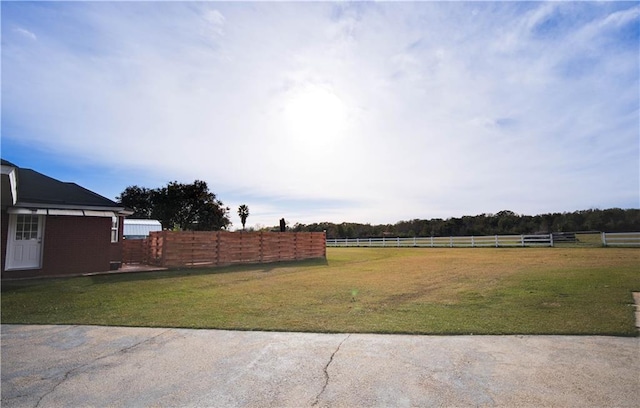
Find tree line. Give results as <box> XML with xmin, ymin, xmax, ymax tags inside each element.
<box><xmin>117</xmin><ymin>182</ymin><xmax>638</xmax><ymax>238</ymax></box>
<box><xmin>290</xmin><ymin>209</ymin><xmax>640</xmax><ymax>239</ymax></box>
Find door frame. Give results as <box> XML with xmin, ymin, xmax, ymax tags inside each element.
<box><xmin>5</xmin><ymin>213</ymin><xmax>45</xmax><ymax>271</ymax></box>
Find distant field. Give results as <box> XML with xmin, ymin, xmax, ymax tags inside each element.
<box><xmin>2</xmin><ymin>247</ymin><xmax>639</xmax><ymax>335</ymax></box>
<box><xmin>568</xmin><ymin>232</ymin><xmax>604</xmax><ymax>246</ymax></box>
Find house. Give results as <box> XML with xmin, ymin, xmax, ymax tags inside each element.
<box><xmin>1</xmin><ymin>159</ymin><xmax>133</xmax><ymax>279</ymax></box>
<box><xmin>123</xmin><ymin>219</ymin><xmax>162</xmax><ymax>239</ymax></box>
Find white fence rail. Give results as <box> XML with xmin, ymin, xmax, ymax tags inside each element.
<box><xmin>602</xmin><ymin>232</ymin><xmax>640</xmax><ymax>247</ymax></box>
<box><xmin>326</xmin><ymin>232</ymin><xmax>640</xmax><ymax>248</ymax></box>
<box><xmin>327</xmin><ymin>234</ymin><xmax>553</xmax><ymax>248</ymax></box>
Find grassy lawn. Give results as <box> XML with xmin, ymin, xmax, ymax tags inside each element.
<box><xmin>2</xmin><ymin>248</ymin><xmax>639</xmax><ymax>335</ymax></box>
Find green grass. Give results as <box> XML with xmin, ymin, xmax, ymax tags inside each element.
<box><xmin>2</xmin><ymin>248</ymin><xmax>639</xmax><ymax>335</ymax></box>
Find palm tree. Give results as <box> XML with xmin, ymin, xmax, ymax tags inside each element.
<box><xmin>237</xmin><ymin>204</ymin><xmax>250</xmax><ymax>231</ymax></box>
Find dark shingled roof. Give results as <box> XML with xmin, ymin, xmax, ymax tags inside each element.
<box><xmin>1</xmin><ymin>159</ymin><xmax>18</xmax><ymax>168</ymax></box>
<box><xmin>16</xmin><ymin>168</ymin><xmax>120</xmax><ymax>208</ymax></box>
<box><xmin>2</xmin><ymin>159</ymin><xmax>123</xmax><ymax>210</ymax></box>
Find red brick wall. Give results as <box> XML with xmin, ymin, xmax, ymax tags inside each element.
<box><xmin>2</xmin><ymin>215</ymin><xmax>123</xmax><ymax>279</ymax></box>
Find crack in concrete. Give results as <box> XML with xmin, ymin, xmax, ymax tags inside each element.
<box><xmin>33</xmin><ymin>329</ymin><xmax>171</xmax><ymax>408</ymax></box>
<box><xmin>312</xmin><ymin>334</ymin><xmax>351</xmax><ymax>407</ymax></box>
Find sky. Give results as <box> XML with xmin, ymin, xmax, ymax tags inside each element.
<box><xmin>2</xmin><ymin>1</ymin><xmax>639</xmax><ymax>230</ymax></box>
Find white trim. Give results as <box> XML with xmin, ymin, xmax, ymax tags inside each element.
<box><xmin>111</xmin><ymin>216</ymin><xmax>119</xmax><ymax>243</ymax></box>
<box><xmin>7</xmin><ymin>208</ymin><xmax>117</xmax><ymax>217</ymax></box>
<box><xmin>7</xmin><ymin>208</ymin><xmax>48</xmax><ymax>215</ymax></box>
<box><xmin>0</xmin><ymin>164</ymin><xmax>15</xmax><ymax>175</ymax></box>
<box><xmin>48</xmin><ymin>209</ymin><xmax>85</xmax><ymax>216</ymax></box>
<box><xmin>1</xmin><ymin>165</ymin><xmax>18</xmax><ymax>205</ymax></box>
<box><xmin>14</xmin><ymin>202</ymin><xmax>131</xmax><ymax>214</ymax></box>
<box><xmin>84</xmin><ymin>210</ymin><xmax>117</xmax><ymax>217</ymax></box>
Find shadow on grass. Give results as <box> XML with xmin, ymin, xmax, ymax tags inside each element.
<box><xmin>1</xmin><ymin>258</ymin><xmax>329</xmax><ymax>291</ymax></box>
<box><xmin>97</xmin><ymin>257</ymin><xmax>328</xmax><ymax>284</ymax></box>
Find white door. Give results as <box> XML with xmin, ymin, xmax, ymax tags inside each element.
<box><xmin>6</xmin><ymin>214</ymin><xmax>44</xmax><ymax>270</ymax></box>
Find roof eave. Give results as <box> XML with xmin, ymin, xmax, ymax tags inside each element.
<box><xmin>14</xmin><ymin>201</ymin><xmax>133</xmax><ymax>215</ymax></box>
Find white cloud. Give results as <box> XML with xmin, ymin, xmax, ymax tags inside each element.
<box><xmin>2</xmin><ymin>2</ymin><xmax>638</xmax><ymax>227</ymax></box>
<box><xmin>13</xmin><ymin>27</ymin><xmax>37</xmax><ymax>41</ymax></box>
<box><xmin>203</xmin><ymin>9</ymin><xmax>226</xmax><ymax>36</ymax></box>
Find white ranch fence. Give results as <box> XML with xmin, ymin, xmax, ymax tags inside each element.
<box><xmin>326</xmin><ymin>232</ymin><xmax>640</xmax><ymax>248</ymax></box>
<box><xmin>327</xmin><ymin>234</ymin><xmax>553</xmax><ymax>248</ymax></box>
<box><xmin>601</xmin><ymin>232</ymin><xmax>640</xmax><ymax>247</ymax></box>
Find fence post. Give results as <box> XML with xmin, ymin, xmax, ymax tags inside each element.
<box><xmin>495</xmin><ymin>235</ymin><xmax>498</xmax><ymax>248</ymax></box>
<box><xmin>383</xmin><ymin>236</ymin><xmax>386</xmax><ymax>247</ymax></box>
<box><xmin>397</xmin><ymin>237</ymin><xmax>400</xmax><ymax>247</ymax></box>
<box><xmin>450</xmin><ymin>236</ymin><xmax>453</xmax><ymax>248</ymax></box>
<box><xmin>601</xmin><ymin>232</ymin><xmax>607</xmax><ymax>247</ymax></box>
<box><xmin>431</xmin><ymin>236</ymin><xmax>434</xmax><ymax>248</ymax></box>
<box><xmin>143</xmin><ymin>236</ymin><xmax>148</xmax><ymax>265</ymax></box>
<box><xmin>323</xmin><ymin>232</ymin><xmax>327</xmax><ymax>258</ymax></box>
<box><xmin>216</xmin><ymin>231</ymin><xmax>221</xmax><ymax>266</ymax></box>
<box><xmin>161</xmin><ymin>231</ymin><xmax>167</xmax><ymax>267</ymax></box>
<box><xmin>259</xmin><ymin>231</ymin><xmax>264</xmax><ymax>263</ymax></box>
<box><xmin>294</xmin><ymin>232</ymin><xmax>298</xmax><ymax>260</ymax></box>
<box><xmin>521</xmin><ymin>235</ymin><xmax>525</xmax><ymax>247</ymax></box>
<box><xmin>549</xmin><ymin>233</ymin><xmax>554</xmax><ymax>247</ymax></box>
<box><xmin>369</xmin><ymin>238</ymin><xmax>372</xmax><ymax>246</ymax></box>
<box><xmin>471</xmin><ymin>236</ymin><xmax>475</xmax><ymax>248</ymax></box>
<box><xmin>413</xmin><ymin>237</ymin><xmax>416</xmax><ymax>247</ymax></box>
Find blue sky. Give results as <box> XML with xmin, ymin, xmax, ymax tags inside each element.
<box><xmin>2</xmin><ymin>1</ymin><xmax>638</xmax><ymax>229</ymax></box>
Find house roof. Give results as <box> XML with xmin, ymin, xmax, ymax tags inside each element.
<box><xmin>1</xmin><ymin>159</ymin><xmax>18</xmax><ymax>168</ymax></box>
<box><xmin>1</xmin><ymin>159</ymin><xmax>132</xmax><ymax>214</ymax></box>
<box><xmin>16</xmin><ymin>168</ymin><xmax>120</xmax><ymax>208</ymax></box>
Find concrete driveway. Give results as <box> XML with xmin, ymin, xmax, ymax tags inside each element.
<box><xmin>2</xmin><ymin>325</ymin><xmax>638</xmax><ymax>407</ymax></box>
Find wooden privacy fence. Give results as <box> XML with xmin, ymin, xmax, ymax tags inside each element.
<box><xmin>126</xmin><ymin>231</ymin><xmax>326</xmax><ymax>268</ymax></box>
<box><xmin>122</xmin><ymin>238</ymin><xmax>149</xmax><ymax>264</ymax></box>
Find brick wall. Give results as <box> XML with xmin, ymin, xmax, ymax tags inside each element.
<box><xmin>42</xmin><ymin>216</ymin><xmax>113</xmax><ymax>277</ymax></box>
<box><xmin>2</xmin><ymin>215</ymin><xmax>123</xmax><ymax>279</ymax></box>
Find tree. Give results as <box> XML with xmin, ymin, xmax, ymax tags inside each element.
<box><xmin>116</xmin><ymin>186</ymin><xmax>153</xmax><ymax>218</ymax></box>
<box><xmin>496</xmin><ymin>210</ymin><xmax>518</xmax><ymax>234</ymax></box>
<box><xmin>117</xmin><ymin>180</ymin><xmax>231</xmax><ymax>231</ymax></box>
<box><xmin>238</xmin><ymin>204</ymin><xmax>250</xmax><ymax>231</ymax></box>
